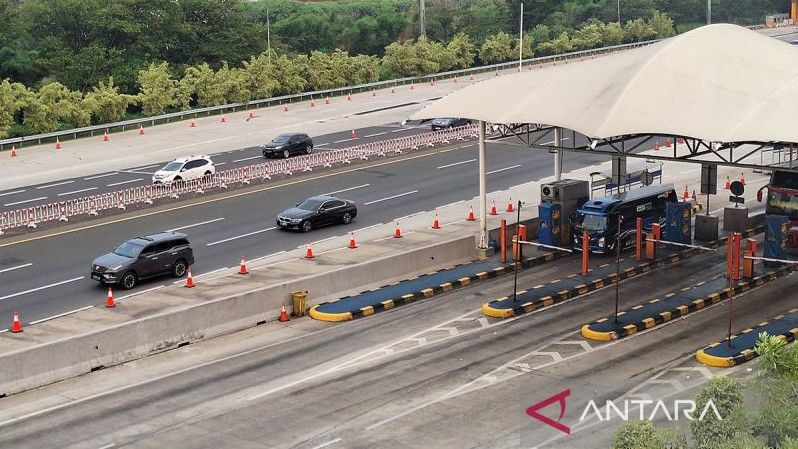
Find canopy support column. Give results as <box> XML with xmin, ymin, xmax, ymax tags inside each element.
<box><xmin>478</xmin><ymin>121</ymin><xmax>488</xmax><ymax>251</ymax></box>
<box><xmin>554</xmin><ymin>127</ymin><xmax>563</xmax><ymax>181</ymax></box>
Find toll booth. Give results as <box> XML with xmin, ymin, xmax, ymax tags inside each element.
<box><xmin>664</xmin><ymin>202</ymin><xmax>692</xmax><ymax>245</ymax></box>
<box><xmin>538</xmin><ymin>179</ymin><xmax>589</xmax><ymax>247</ymax></box>
<box><xmin>764</xmin><ymin>214</ymin><xmax>790</xmax><ymax>267</ymax></box>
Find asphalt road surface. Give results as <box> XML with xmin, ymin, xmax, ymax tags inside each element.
<box><xmin>0</xmin><ymin>245</ymin><xmax>792</xmax><ymax>449</ymax></box>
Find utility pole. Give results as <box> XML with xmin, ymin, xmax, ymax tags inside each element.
<box><xmin>266</xmin><ymin>9</ymin><xmax>272</xmax><ymax>63</ymax></box>
<box><xmin>617</xmin><ymin>0</ymin><xmax>621</xmax><ymax>23</ymax></box>
<box><xmin>707</xmin><ymin>0</ymin><xmax>712</xmax><ymax>24</ymax></box>
<box><xmin>419</xmin><ymin>0</ymin><xmax>426</xmax><ymax>39</ymax></box>
<box><xmin>518</xmin><ymin>2</ymin><xmax>524</xmax><ymax>70</ymax></box>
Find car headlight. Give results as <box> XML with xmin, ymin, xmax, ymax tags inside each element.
<box><xmin>598</xmin><ymin>237</ymin><xmax>604</xmax><ymax>246</ymax></box>
<box><xmin>106</xmin><ymin>265</ymin><xmax>122</xmax><ymax>272</ymax></box>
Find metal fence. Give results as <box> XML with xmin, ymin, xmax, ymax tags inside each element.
<box><xmin>0</xmin><ymin>125</ymin><xmax>478</xmax><ymax>234</ymax></box>
<box><xmin>0</xmin><ymin>40</ymin><xmax>662</xmax><ymax>151</ymax></box>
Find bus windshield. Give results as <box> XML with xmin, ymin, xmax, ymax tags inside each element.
<box><xmin>578</xmin><ymin>214</ymin><xmax>608</xmax><ymax>231</ymax></box>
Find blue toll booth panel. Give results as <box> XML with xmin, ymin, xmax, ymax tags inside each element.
<box><xmin>664</xmin><ymin>202</ymin><xmax>692</xmax><ymax>245</ymax></box>
<box><xmin>764</xmin><ymin>214</ymin><xmax>790</xmax><ymax>266</ymax></box>
<box><xmin>538</xmin><ymin>202</ymin><xmax>562</xmax><ymax>247</ymax></box>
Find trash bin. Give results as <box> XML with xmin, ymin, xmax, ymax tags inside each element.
<box><xmin>290</xmin><ymin>291</ymin><xmax>307</xmax><ymax>317</ymax></box>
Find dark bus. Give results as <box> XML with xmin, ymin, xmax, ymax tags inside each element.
<box><xmin>757</xmin><ymin>169</ymin><xmax>798</xmax><ymax>248</ymax></box>
<box><xmin>572</xmin><ymin>184</ymin><xmax>678</xmax><ymax>254</ymax></box>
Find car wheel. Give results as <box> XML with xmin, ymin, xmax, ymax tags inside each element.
<box><xmin>283</xmin><ymin>149</ymin><xmax>290</xmax><ymax>158</ymax></box>
<box><xmin>121</xmin><ymin>271</ymin><xmax>137</xmax><ymax>290</ymax></box>
<box><xmin>341</xmin><ymin>212</ymin><xmax>352</xmax><ymax>225</ymax></box>
<box><xmin>171</xmin><ymin>259</ymin><xmax>187</xmax><ymax>278</ymax></box>
<box><xmin>172</xmin><ymin>176</ymin><xmax>183</xmax><ymax>187</ymax></box>
<box><xmin>301</xmin><ymin>220</ymin><xmax>312</xmax><ymax>233</ymax></box>
<box><xmin>305</xmin><ymin>145</ymin><xmax>313</xmax><ymax>154</ymax></box>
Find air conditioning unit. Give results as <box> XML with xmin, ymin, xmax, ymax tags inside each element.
<box><xmin>541</xmin><ymin>184</ymin><xmax>559</xmax><ymax>201</ymax></box>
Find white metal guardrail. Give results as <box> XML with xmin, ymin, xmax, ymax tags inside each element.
<box><xmin>0</xmin><ymin>125</ymin><xmax>478</xmax><ymax>234</ymax></box>
<box><xmin>0</xmin><ymin>41</ymin><xmax>662</xmax><ymax>150</ymax></box>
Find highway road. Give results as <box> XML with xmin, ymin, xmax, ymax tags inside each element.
<box><xmin>0</xmin><ymin>243</ymin><xmax>792</xmax><ymax>448</ymax></box>
<box><xmin>0</xmin><ymin>126</ymin><xmax>606</xmax><ymax>325</ymax></box>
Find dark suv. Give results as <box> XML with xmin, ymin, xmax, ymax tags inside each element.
<box><xmin>91</xmin><ymin>232</ymin><xmax>195</xmax><ymax>289</ymax></box>
<box><xmin>430</xmin><ymin>118</ymin><xmax>472</xmax><ymax>131</ymax></box>
<box><xmin>262</xmin><ymin>133</ymin><xmax>314</xmax><ymax>158</ymax></box>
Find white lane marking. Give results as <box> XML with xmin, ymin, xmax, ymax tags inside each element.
<box><xmin>174</xmin><ymin>268</ymin><xmax>228</xmax><ymax>283</ymax></box>
<box><xmin>119</xmin><ymin>170</ymin><xmax>156</xmax><ymax>175</ymax></box>
<box><xmin>363</xmin><ymin>190</ymin><xmax>419</xmax><ymax>206</ymax></box>
<box><xmin>97</xmin><ymin>444</ymin><xmax>115</xmax><ymax>449</ymax></box>
<box><xmin>316</xmin><ymin>143</ymin><xmax>330</xmax><ymax>147</ymax></box>
<box><xmin>364</xmin><ymin>132</ymin><xmax>387</xmax><ymax>138</ymax></box>
<box><xmin>391</xmin><ymin>128</ymin><xmax>409</xmax><ymax>133</ymax></box>
<box><xmin>310</xmin><ymin>438</ymin><xmax>342</xmax><ymax>449</ymax></box>
<box><xmin>206</xmin><ymin>227</ymin><xmax>277</xmax><ymax>246</ymax></box>
<box><xmin>395</xmin><ymin>211</ymin><xmax>426</xmax><ymax>221</ymax></box>
<box><xmin>0</xmin><ymin>277</ymin><xmax>84</xmax><ymax>302</ymax></box>
<box><xmin>36</xmin><ymin>180</ymin><xmax>74</xmax><ymax>190</ymax></box>
<box><xmin>28</xmin><ymin>305</ymin><xmax>95</xmax><ymax>325</ymax></box>
<box><xmin>215</xmin><ymin>162</ymin><xmax>227</xmax><ymax>166</ymax></box>
<box><xmin>107</xmin><ymin>178</ymin><xmax>143</xmax><ymax>187</ymax></box>
<box><xmin>486</xmin><ymin>164</ymin><xmax>522</xmax><ymax>175</ymax></box>
<box><xmin>0</xmin><ymin>189</ymin><xmax>26</xmax><ymax>197</ymax></box>
<box><xmin>334</xmin><ymin>137</ymin><xmax>357</xmax><ymax>144</ymax></box>
<box><xmin>57</xmin><ymin>187</ymin><xmax>98</xmax><ymax>197</ymax></box>
<box><xmin>167</xmin><ymin>217</ymin><xmax>225</xmax><ymax>232</ymax></box>
<box><xmin>249</xmin><ymin>251</ymin><xmax>287</xmax><ymax>264</ymax></box>
<box><xmin>436</xmin><ymin>200</ymin><xmax>465</xmax><ymax>209</ymax></box>
<box><xmin>84</xmin><ymin>173</ymin><xmax>118</xmax><ymax>180</ymax></box>
<box><xmin>3</xmin><ymin>197</ymin><xmax>47</xmax><ymax>207</ymax></box>
<box><xmin>116</xmin><ymin>285</ymin><xmax>166</xmax><ymax>301</ymax></box>
<box><xmin>352</xmin><ymin>223</ymin><xmax>384</xmax><ymax>233</ymax></box>
<box><xmin>0</xmin><ymin>263</ymin><xmax>33</xmax><ymax>274</ymax></box>
<box><xmin>437</xmin><ymin>159</ymin><xmax>476</xmax><ymax>169</ymax></box>
<box><xmin>133</xmin><ymin>164</ymin><xmax>160</xmax><ymax>170</ymax></box>
<box><xmin>325</xmin><ymin>184</ymin><xmax>370</xmax><ymax>195</ymax></box>
<box><xmin>232</xmin><ymin>155</ymin><xmax>262</xmax><ymax>163</ymax></box>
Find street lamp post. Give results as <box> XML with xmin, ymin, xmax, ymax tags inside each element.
<box><xmin>614</xmin><ymin>215</ymin><xmax>623</xmax><ymax>322</ymax></box>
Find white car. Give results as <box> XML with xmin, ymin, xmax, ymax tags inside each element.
<box><xmin>152</xmin><ymin>155</ymin><xmax>215</xmax><ymax>184</ymax></box>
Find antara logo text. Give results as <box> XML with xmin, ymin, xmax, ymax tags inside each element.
<box><xmin>526</xmin><ymin>389</ymin><xmax>723</xmax><ymax>435</ymax></box>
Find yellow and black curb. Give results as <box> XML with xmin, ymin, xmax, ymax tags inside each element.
<box><xmin>696</xmin><ymin>307</ymin><xmax>798</xmax><ymax>368</ymax></box>
<box><xmin>581</xmin><ymin>265</ymin><xmax>794</xmax><ymax>341</ymax></box>
<box><xmin>308</xmin><ymin>251</ymin><xmax>566</xmax><ymax>322</ymax></box>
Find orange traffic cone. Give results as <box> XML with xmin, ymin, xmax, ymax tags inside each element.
<box><xmin>470</xmin><ymin>74</ymin><xmax>475</xmax><ymax>80</ymax></box>
<box><xmin>490</xmin><ymin>201</ymin><xmax>498</xmax><ymax>216</ymax></box>
<box><xmin>238</xmin><ymin>256</ymin><xmax>249</xmax><ymax>275</ymax></box>
<box><xmin>106</xmin><ymin>287</ymin><xmax>116</xmax><ymax>308</ymax></box>
<box><xmin>309</xmin><ymin>99</ymin><xmax>315</xmax><ymax>107</ymax></box>
<box><xmin>432</xmin><ymin>213</ymin><xmax>441</xmax><ymax>229</ymax></box>
<box><xmin>394</xmin><ymin>222</ymin><xmax>402</xmax><ymax>238</ymax></box>
<box><xmin>348</xmin><ymin>233</ymin><xmax>357</xmax><ymax>249</ymax></box>
<box><xmin>371</xmin><ymin>90</ymin><xmax>376</xmax><ymax>97</ymax></box>
<box><xmin>506</xmin><ymin>198</ymin><xmax>514</xmax><ymax>212</ymax></box>
<box><xmin>11</xmin><ymin>310</ymin><xmax>22</xmax><ymax>333</ymax></box>
<box><xmin>305</xmin><ymin>243</ymin><xmax>315</xmax><ymax>259</ymax></box>
<box><xmin>279</xmin><ymin>303</ymin><xmax>290</xmax><ymax>322</ymax></box>
<box><xmin>190</xmin><ymin>119</ymin><xmax>196</xmax><ymax>128</ymax></box>
<box><xmin>185</xmin><ymin>269</ymin><xmax>195</xmax><ymax>288</ymax></box>
<box><xmin>103</xmin><ymin>131</ymin><xmax>109</xmax><ymax>142</ymax></box>
<box><xmin>453</xmin><ymin>76</ymin><xmax>458</xmax><ymax>83</ymax></box>
<box><xmin>495</xmin><ymin>69</ymin><xmax>499</xmax><ymax>76</ymax></box>
<box><xmin>391</xmin><ymin>87</ymin><xmax>396</xmax><ymax>93</ymax></box>
<box><xmin>692</xmin><ymin>190</ymin><xmax>697</xmax><ymax>201</ymax></box>
<box><xmin>654</xmin><ymin>141</ymin><xmax>660</xmax><ymax>151</ymax></box>
<box><xmin>220</xmin><ymin>115</ymin><xmax>227</xmax><ymax>123</ymax></box>
<box><xmin>351</xmin><ymin>129</ymin><xmax>358</xmax><ymax>138</ymax></box>
<box><xmin>410</xmin><ymin>83</ymin><xmax>415</xmax><ymax>90</ymax></box>
<box><xmin>467</xmin><ymin>206</ymin><xmax>476</xmax><ymax>221</ymax></box>
<box><xmin>325</xmin><ymin>96</ymin><xmax>330</xmax><ymax>104</ymax></box>
<box><xmin>683</xmin><ymin>185</ymin><xmax>689</xmax><ymax>200</ymax></box>
<box><xmin>283</xmin><ymin>104</ymin><xmax>289</xmax><ymax>112</ymax></box>
<box><xmin>248</xmin><ymin>111</ymin><xmax>255</xmax><ymax>119</ymax></box>
<box><xmin>725</xmin><ymin>176</ymin><xmax>731</xmax><ymax>189</ymax></box>
<box><xmin>740</xmin><ymin>172</ymin><xmax>746</xmax><ymax>185</ymax></box>
<box><xmin>347</xmin><ymin>92</ymin><xmax>352</xmax><ymax>101</ymax></box>
<box><xmin>10</xmin><ymin>146</ymin><xmax>17</xmax><ymax>157</ymax></box>
<box><xmin>55</xmin><ymin>138</ymin><xmax>62</xmax><ymax>150</ymax></box>
<box><xmin>139</xmin><ymin>125</ymin><xmax>146</xmax><ymax>135</ymax></box>
<box><xmin>430</xmin><ymin>79</ymin><xmax>435</xmax><ymax>86</ymax></box>
<box><xmin>665</xmin><ymin>139</ymin><xmax>672</xmax><ymax>148</ymax></box>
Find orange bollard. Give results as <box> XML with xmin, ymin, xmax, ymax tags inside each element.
<box><xmin>743</xmin><ymin>250</ymin><xmax>753</xmax><ymax>279</ymax></box>
<box><xmin>731</xmin><ymin>233</ymin><xmax>741</xmax><ymax>280</ymax></box>
<box><xmin>635</xmin><ymin>217</ymin><xmax>643</xmax><ymax>262</ymax></box>
<box><xmin>500</xmin><ymin>219</ymin><xmax>507</xmax><ymax>263</ymax></box>
<box><xmin>746</xmin><ymin>238</ymin><xmax>757</xmax><ymax>255</ymax></box>
<box><xmin>645</xmin><ymin>233</ymin><xmax>655</xmax><ymax>260</ymax></box>
<box><xmin>582</xmin><ymin>230</ymin><xmax>589</xmax><ymax>276</ymax></box>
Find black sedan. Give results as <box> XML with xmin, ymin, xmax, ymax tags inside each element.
<box><xmin>276</xmin><ymin>195</ymin><xmax>357</xmax><ymax>232</ymax></box>
<box><xmin>430</xmin><ymin>117</ymin><xmax>472</xmax><ymax>131</ymax></box>
<box><xmin>262</xmin><ymin>133</ymin><xmax>314</xmax><ymax>158</ymax></box>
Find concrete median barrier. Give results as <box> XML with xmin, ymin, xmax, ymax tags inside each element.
<box><xmin>0</xmin><ymin>233</ymin><xmax>476</xmax><ymax>397</ymax></box>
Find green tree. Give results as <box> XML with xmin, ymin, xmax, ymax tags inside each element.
<box><xmin>382</xmin><ymin>38</ymin><xmax>452</xmax><ymax>77</ymax></box>
<box><xmin>519</xmin><ymin>34</ymin><xmax>535</xmax><ymax>58</ymax></box>
<box><xmin>753</xmin><ymin>333</ymin><xmax>798</xmax><ymax>447</ymax></box>
<box><xmin>272</xmin><ymin>54</ymin><xmax>306</xmax><ymax>95</ymax></box>
<box><xmin>691</xmin><ymin>376</ymin><xmax>752</xmax><ymax>449</ymax></box>
<box><xmin>0</xmin><ymin>79</ymin><xmax>31</xmax><ymax>138</ymax></box>
<box><xmin>216</xmin><ymin>63</ymin><xmax>251</xmax><ymax>104</ymax></box>
<box><xmin>611</xmin><ymin>420</ymin><xmax>686</xmax><ymax>449</ymax></box>
<box><xmin>137</xmin><ymin>62</ymin><xmax>177</xmax><ymax>115</ymax></box>
<box><xmin>530</xmin><ymin>24</ymin><xmax>552</xmax><ymax>47</ymax></box>
<box><xmin>22</xmin><ymin>82</ymin><xmax>88</xmax><ymax>133</ymax></box>
<box><xmin>649</xmin><ymin>11</ymin><xmax>675</xmax><ymax>38</ymax></box>
<box><xmin>243</xmin><ymin>52</ymin><xmax>279</xmax><ymax>101</ymax></box>
<box><xmin>447</xmin><ymin>33</ymin><xmax>476</xmax><ymax>69</ymax></box>
<box><xmin>624</xmin><ymin>18</ymin><xmax>656</xmax><ymax>42</ymax></box>
<box><xmin>479</xmin><ymin>32</ymin><xmax>515</xmax><ymax>64</ymax></box>
<box><xmin>82</xmin><ymin>77</ymin><xmax>136</xmax><ymax>123</ymax></box>
<box><xmin>538</xmin><ymin>32</ymin><xmax>574</xmax><ymax>55</ymax></box>
<box><xmin>601</xmin><ymin>22</ymin><xmax>626</xmax><ymax>46</ymax></box>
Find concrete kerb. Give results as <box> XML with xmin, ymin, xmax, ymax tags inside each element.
<box><xmin>0</xmin><ymin>234</ymin><xmax>475</xmax><ymax>397</ymax></box>
<box><xmin>696</xmin><ymin>307</ymin><xmax>798</xmax><ymax>368</ymax></box>
<box><xmin>308</xmin><ymin>248</ymin><xmax>565</xmax><ymax>322</ymax></box>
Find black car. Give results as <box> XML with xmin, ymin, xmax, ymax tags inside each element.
<box><xmin>262</xmin><ymin>133</ymin><xmax>314</xmax><ymax>158</ymax></box>
<box><xmin>91</xmin><ymin>232</ymin><xmax>195</xmax><ymax>289</ymax></box>
<box><xmin>430</xmin><ymin>117</ymin><xmax>472</xmax><ymax>131</ymax></box>
<box><xmin>276</xmin><ymin>195</ymin><xmax>357</xmax><ymax>232</ymax></box>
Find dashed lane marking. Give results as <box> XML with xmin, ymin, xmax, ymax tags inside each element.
<box><xmin>107</xmin><ymin>178</ymin><xmax>143</xmax><ymax>187</ymax></box>
<box><xmin>36</xmin><ymin>180</ymin><xmax>74</xmax><ymax>189</ymax></box>
<box><xmin>206</xmin><ymin>227</ymin><xmax>277</xmax><ymax>246</ymax></box>
<box><xmin>3</xmin><ymin>196</ymin><xmax>47</xmax><ymax>207</ymax></box>
<box><xmin>0</xmin><ymin>276</ymin><xmax>84</xmax><ymax>302</ymax></box>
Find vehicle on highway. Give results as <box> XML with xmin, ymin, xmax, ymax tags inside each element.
<box><xmin>572</xmin><ymin>184</ymin><xmax>678</xmax><ymax>254</ymax></box>
<box><xmin>790</xmin><ymin>39</ymin><xmax>798</xmax><ymax>45</ymax></box>
<box><xmin>276</xmin><ymin>195</ymin><xmax>357</xmax><ymax>232</ymax></box>
<box><xmin>430</xmin><ymin>117</ymin><xmax>472</xmax><ymax>131</ymax></box>
<box><xmin>262</xmin><ymin>133</ymin><xmax>314</xmax><ymax>158</ymax></box>
<box><xmin>757</xmin><ymin>169</ymin><xmax>798</xmax><ymax>248</ymax></box>
<box><xmin>152</xmin><ymin>155</ymin><xmax>215</xmax><ymax>184</ymax></box>
<box><xmin>91</xmin><ymin>232</ymin><xmax>195</xmax><ymax>289</ymax></box>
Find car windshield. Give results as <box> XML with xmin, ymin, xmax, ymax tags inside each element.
<box><xmin>162</xmin><ymin>162</ymin><xmax>183</xmax><ymax>171</ymax></box>
<box><xmin>297</xmin><ymin>198</ymin><xmax>325</xmax><ymax>211</ymax></box>
<box><xmin>113</xmin><ymin>241</ymin><xmax>143</xmax><ymax>258</ymax></box>
<box><xmin>579</xmin><ymin>214</ymin><xmax>608</xmax><ymax>231</ymax></box>
<box><xmin>272</xmin><ymin>134</ymin><xmax>292</xmax><ymax>144</ymax></box>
